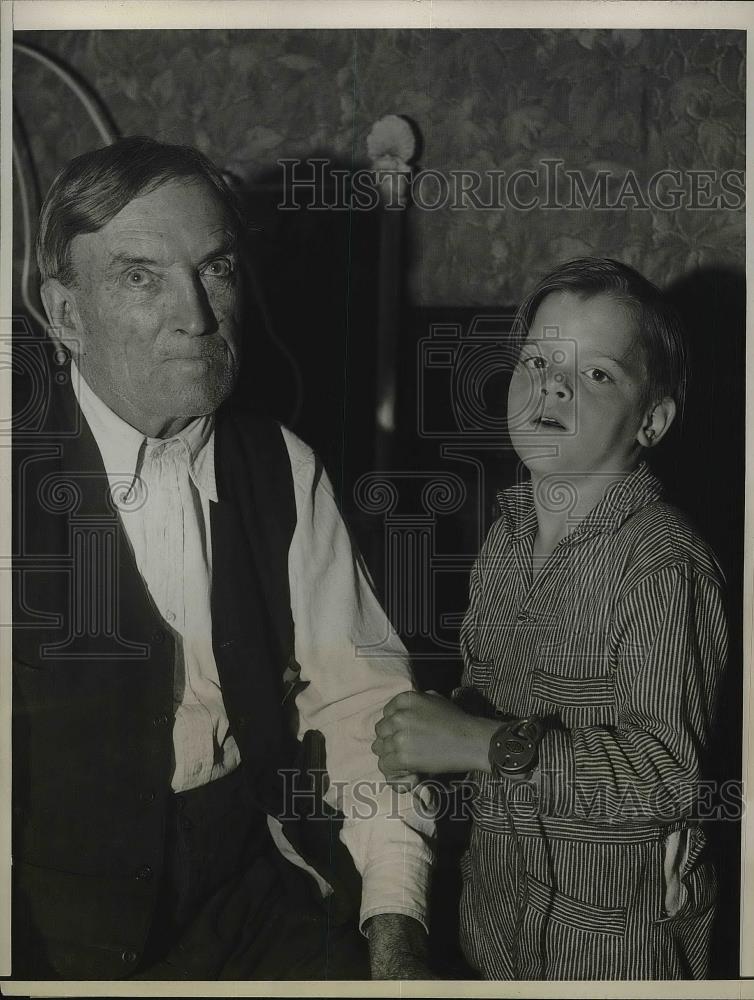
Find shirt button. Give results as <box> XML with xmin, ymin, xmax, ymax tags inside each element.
<box><xmin>121</xmin><ymin>949</ymin><xmax>138</xmax><ymax>965</ymax></box>
<box><xmin>135</xmin><ymin>864</ymin><xmax>153</xmax><ymax>881</ymax></box>
<box><xmin>165</xmin><ymin>610</ymin><xmax>176</xmax><ymax>623</ymax></box>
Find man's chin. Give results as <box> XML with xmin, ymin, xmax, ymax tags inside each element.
<box><xmin>152</xmin><ymin>382</ymin><xmax>234</xmax><ymax>421</ymax></box>
<box><xmin>164</xmin><ymin>372</ymin><xmax>238</xmax><ymax>418</ymax></box>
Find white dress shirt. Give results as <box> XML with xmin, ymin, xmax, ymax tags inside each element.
<box><xmin>72</xmin><ymin>363</ymin><xmax>434</xmax><ymax>930</ymax></box>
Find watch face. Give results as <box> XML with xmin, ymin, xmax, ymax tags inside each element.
<box><xmin>489</xmin><ymin>718</ymin><xmax>542</xmax><ymax>775</ymax></box>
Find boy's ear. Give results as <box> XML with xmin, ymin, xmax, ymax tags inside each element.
<box><xmin>39</xmin><ymin>279</ymin><xmax>84</xmax><ymax>359</ymax></box>
<box><xmin>637</xmin><ymin>396</ymin><xmax>676</xmax><ymax>449</ymax></box>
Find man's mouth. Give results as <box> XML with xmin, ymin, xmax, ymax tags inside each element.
<box><xmin>167</xmin><ymin>346</ymin><xmax>227</xmax><ymax>363</ymax></box>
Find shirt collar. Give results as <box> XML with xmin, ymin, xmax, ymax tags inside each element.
<box><xmin>496</xmin><ymin>478</ymin><xmax>537</xmax><ymax>542</ymax></box>
<box><xmin>71</xmin><ymin>361</ymin><xmax>218</xmax><ymax>502</ymax></box>
<box><xmin>496</xmin><ymin>461</ymin><xmax>663</xmax><ymax>543</ymax></box>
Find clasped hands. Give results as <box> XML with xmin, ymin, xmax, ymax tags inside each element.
<box><xmin>372</xmin><ymin>690</ymin><xmax>499</xmax><ymax>790</ymax></box>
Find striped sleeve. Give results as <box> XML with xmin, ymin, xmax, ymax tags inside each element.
<box><xmin>459</xmin><ymin>555</ymin><xmax>482</xmax><ymax>687</ymax></box>
<box><xmin>538</xmin><ymin>561</ymin><xmax>728</xmax><ymax>821</ymax></box>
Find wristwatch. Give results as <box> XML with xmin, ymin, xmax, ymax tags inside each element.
<box><xmin>488</xmin><ymin>716</ymin><xmax>544</xmax><ymax>777</ymax></box>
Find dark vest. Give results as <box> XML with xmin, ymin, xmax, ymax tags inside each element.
<box><xmin>12</xmin><ymin>365</ymin><xmax>357</xmax><ymax>979</ymax></box>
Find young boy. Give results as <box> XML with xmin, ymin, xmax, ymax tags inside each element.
<box><xmin>372</xmin><ymin>258</ymin><xmax>728</xmax><ymax>980</ymax></box>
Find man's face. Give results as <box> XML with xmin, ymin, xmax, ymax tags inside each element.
<box><xmin>61</xmin><ymin>178</ymin><xmax>241</xmax><ymax>437</ymax></box>
<box><xmin>507</xmin><ymin>290</ymin><xmax>651</xmax><ymax>478</ymax></box>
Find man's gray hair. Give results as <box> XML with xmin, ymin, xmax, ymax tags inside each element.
<box><xmin>36</xmin><ymin>136</ymin><xmax>246</xmax><ymax>285</ymax></box>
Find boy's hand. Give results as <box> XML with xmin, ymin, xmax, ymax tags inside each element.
<box><xmin>372</xmin><ymin>690</ymin><xmax>499</xmax><ymax>779</ymax></box>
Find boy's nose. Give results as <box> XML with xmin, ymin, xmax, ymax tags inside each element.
<box><xmin>541</xmin><ymin>371</ymin><xmax>573</xmax><ymax>400</ymax></box>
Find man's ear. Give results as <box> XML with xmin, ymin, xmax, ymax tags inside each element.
<box><xmin>40</xmin><ymin>279</ymin><xmax>84</xmax><ymax>358</ymax></box>
<box><xmin>637</xmin><ymin>396</ymin><xmax>677</xmax><ymax>449</ymax></box>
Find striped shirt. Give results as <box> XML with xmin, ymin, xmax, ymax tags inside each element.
<box><xmin>458</xmin><ymin>461</ymin><xmax>727</xmax><ymax>979</ymax></box>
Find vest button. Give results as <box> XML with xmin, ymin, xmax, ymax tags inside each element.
<box><xmin>139</xmin><ymin>789</ymin><xmax>156</xmax><ymax>803</ymax></box>
<box><xmin>135</xmin><ymin>864</ymin><xmax>153</xmax><ymax>881</ymax></box>
<box><xmin>151</xmin><ymin>629</ymin><xmax>166</xmax><ymax>645</ymax></box>
<box><xmin>121</xmin><ymin>949</ymin><xmax>138</xmax><ymax>965</ymax></box>
<box><xmin>516</xmin><ymin>611</ymin><xmax>533</xmax><ymax>623</ymax></box>
<box><xmin>152</xmin><ymin>714</ymin><xmax>170</xmax><ymax>727</ymax></box>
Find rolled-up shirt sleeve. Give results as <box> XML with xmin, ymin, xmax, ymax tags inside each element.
<box><xmin>281</xmin><ymin>427</ymin><xmax>435</xmax><ymax>931</ymax></box>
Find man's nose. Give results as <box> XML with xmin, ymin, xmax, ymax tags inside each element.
<box><xmin>170</xmin><ymin>273</ymin><xmax>218</xmax><ymax>336</ymax></box>
<box><xmin>540</xmin><ymin>368</ymin><xmax>573</xmax><ymax>401</ymax></box>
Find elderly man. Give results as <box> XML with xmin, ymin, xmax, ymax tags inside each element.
<box><xmin>12</xmin><ymin>136</ymin><xmax>433</xmax><ymax>980</ymax></box>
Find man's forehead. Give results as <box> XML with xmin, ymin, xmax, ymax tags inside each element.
<box><xmin>71</xmin><ymin>180</ymin><xmax>234</xmax><ymax>268</ymax></box>
<box><xmin>112</xmin><ymin>180</ymin><xmax>228</xmax><ymax>232</ymax></box>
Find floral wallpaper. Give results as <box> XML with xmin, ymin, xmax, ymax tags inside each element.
<box><xmin>13</xmin><ymin>28</ymin><xmax>745</xmax><ymax>307</ymax></box>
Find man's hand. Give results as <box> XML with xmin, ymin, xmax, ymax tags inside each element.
<box><xmin>372</xmin><ymin>690</ymin><xmax>499</xmax><ymax>781</ymax></box>
<box><xmin>365</xmin><ymin>913</ymin><xmax>433</xmax><ymax>980</ymax></box>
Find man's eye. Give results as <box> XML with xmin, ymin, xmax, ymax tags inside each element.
<box><xmin>125</xmin><ymin>268</ymin><xmax>150</xmax><ymax>287</ymax></box>
<box><xmin>202</xmin><ymin>258</ymin><xmax>234</xmax><ymax>279</ymax></box>
<box><xmin>584</xmin><ymin>367</ymin><xmax>612</xmax><ymax>383</ymax></box>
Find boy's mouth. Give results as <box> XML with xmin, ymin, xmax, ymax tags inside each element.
<box><xmin>533</xmin><ymin>414</ymin><xmax>567</xmax><ymax>430</ymax></box>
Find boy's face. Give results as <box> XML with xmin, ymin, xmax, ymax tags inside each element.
<box><xmin>507</xmin><ymin>290</ymin><xmax>652</xmax><ymax>478</ymax></box>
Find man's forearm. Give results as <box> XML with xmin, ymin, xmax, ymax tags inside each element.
<box><xmin>364</xmin><ymin>913</ymin><xmax>431</xmax><ymax>980</ymax></box>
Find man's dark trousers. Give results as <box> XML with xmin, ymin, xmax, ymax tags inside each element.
<box><xmin>133</xmin><ymin>766</ymin><xmax>368</xmax><ymax>980</ymax></box>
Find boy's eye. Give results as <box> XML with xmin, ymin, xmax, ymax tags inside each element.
<box><xmin>201</xmin><ymin>257</ymin><xmax>234</xmax><ymax>279</ymax></box>
<box><xmin>584</xmin><ymin>367</ymin><xmax>612</xmax><ymax>384</ymax></box>
<box><xmin>522</xmin><ymin>355</ymin><xmax>547</xmax><ymax>371</ymax></box>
